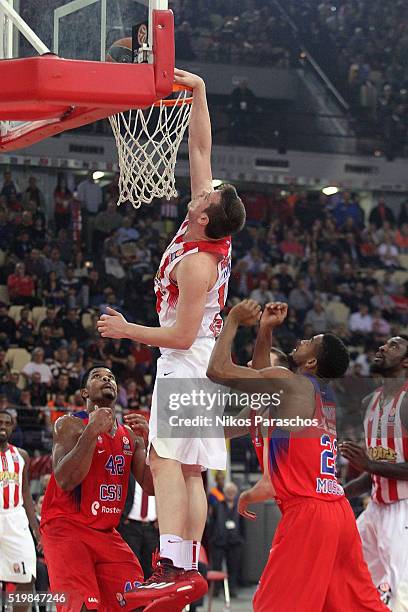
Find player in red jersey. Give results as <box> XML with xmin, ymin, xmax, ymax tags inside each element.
<box><xmin>97</xmin><ymin>69</ymin><xmax>246</xmax><ymax>610</ymax></box>
<box><xmin>207</xmin><ymin>300</ymin><xmax>387</xmax><ymax>612</ymax></box>
<box><xmin>40</xmin><ymin>365</ymin><xmax>154</xmax><ymax>612</ymax></box>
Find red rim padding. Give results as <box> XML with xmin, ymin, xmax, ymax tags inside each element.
<box><xmin>0</xmin><ymin>9</ymin><xmax>174</xmax><ymax>151</ymax></box>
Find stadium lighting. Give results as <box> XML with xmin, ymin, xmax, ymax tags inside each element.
<box><xmin>322</xmin><ymin>186</ymin><xmax>339</xmax><ymax>196</ymax></box>
<box><xmin>212</xmin><ymin>179</ymin><xmax>223</xmax><ymax>188</ymax></box>
<box><xmin>93</xmin><ymin>171</ymin><xmax>105</xmax><ymax>180</ymax></box>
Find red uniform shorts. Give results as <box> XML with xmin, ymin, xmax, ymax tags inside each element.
<box><xmin>41</xmin><ymin>518</ymin><xmax>144</xmax><ymax>611</ymax></box>
<box><xmin>253</xmin><ymin>497</ymin><xmax>388</xmax><ymax>612</ymax></box>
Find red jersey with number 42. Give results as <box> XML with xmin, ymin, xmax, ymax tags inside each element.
<box><xmin>155</xmin><ymin>217</ymin><xmax>231</xmax><ymax>346</ymax></box>
<box><xmin>40</xmin><ymin>412</ymin><xmax>134</xmax><ymax>531</ymax></box>
<box><xmin>263</xmin><ymin>375</ymin><xmax>344</xmax><ymax>504</ymax></box>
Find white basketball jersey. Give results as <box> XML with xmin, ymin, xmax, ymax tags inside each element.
<box><xmin>364</xmin><ymin>383</ymin><xmax>408</xmax><ymax>504</ymax></box>
<box><xmin>0</xmin><ymin>444</ymin><xmax>25</xmax><ymax>512</ymax></box>
<box><xmin>155</xmin><ymin>217</ymin><xmax>232</xmax><ymax>351</ymax></box>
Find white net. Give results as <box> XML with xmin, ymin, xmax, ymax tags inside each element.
<box><xmin>109</xmin><ymin>88</ymin><xmax>193</xmax><ymax>208</ymax></box>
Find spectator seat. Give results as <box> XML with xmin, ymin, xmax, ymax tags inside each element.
<box><xmin>272</xmin><ymin>264</ymin><xmax>296</xmax><ymax>278</ymax></box>
<box><xmin>392</xmin><ymin>270</ymin><xmax>408</xmax><ymax>285</ymax></box>
<box><xmin>82</xmin><ymin>311</ymin><xmax>94</xmax><ymax>330</ymax></box>
<box><xmin>6</xmin><ymin>347</ymin><xmax>31</xmax><ymax>372</ymax></box>
<box><xmin>32</xmin><ymin>306</ymin><xmax>47</xmax><ymax>331</ymax></box>
<box><xmin>0</xmin><ymin>285</ymin><xmax>9</xmax><ymax>304</ymax></box>
<box><xmin>399</xmin><ymin>254</ymin><xmax>408</xmax><ymax>270</ymax></box>
<box><xmin>326</xmin><ymin>302</ymin><xmax>350</xmax><ymax>326</ymax></box>
<box><xmin>9</xmin><ymin>305</ymin><xmax>26</xmax><ymax>322</ymax></box>
<box><xmin>373</xmin><ymin>270</ymin><xmax>385</xmax><ymax>282</ymax></box>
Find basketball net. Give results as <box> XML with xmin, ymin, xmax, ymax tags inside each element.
<box><xmin>109</xmin><ymin>86</ymin><xmax>193</xmax><ymax>208</ymax></box>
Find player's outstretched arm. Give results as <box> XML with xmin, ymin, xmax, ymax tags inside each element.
<box><xmin>207</xmin><ymin>300</ymin><xmax>293</xmax><ymax>388</ymax></box>
<box><xmin>223</xmin><ymin>303</ymin><xmax>290</xmax><ymax>439</ymax></box>
<box><xmin>252</xmin><ymin>303</ymin><xmax>288</xmax><ymax>369</ymax></box>
<box><xmin>123</xmin><ymin>414</ymin><xmax>154</xmax><ymax>495</ymax></box>
<box><xmin>53</xmin><ymin>408</ymin><xmax>113</xmax><ymax>491</ymax></box>
<box><xmin>97</xmin><ymin>252</ymin><xmax>214</xmax><ymax>350</ymax></box>
<box><xmin>238</xmin><ymin>474</ymin><xmax>275</xmax><ymax>521</ymax></box>
<box><xmin>174</xmin><ymin>68</ymin><xmax>212</xmax><ymax>198</ymax></box>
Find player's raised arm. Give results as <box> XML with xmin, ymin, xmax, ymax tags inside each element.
<box><xmin>252</xmin><ymin>303</ymin><xmax>288</xmax><ymax>369</ymax></box>
<box><xmin>123</xmin><ymin>413</ymin><xmax>155</xmax><ymax>495</ymax></box>
<box><xmin>174</xmin><ymin>68</ymin><xmax>212</xmax><ymax>198</ymax></box>
<box><xmin>207</xmin><ymin>300</ymin><xmax>294</xmax><ymax>389</ymax></box>
<box><xmin>97</xmin><ymin>251</ymin><xmax>214</xmax><ymax>350</ymax></box>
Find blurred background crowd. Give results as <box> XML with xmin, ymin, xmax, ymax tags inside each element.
<box><xmin>171</xmin><ymin>0</ymin><xmax>408</xmax><ymax>155</ymax></box>
<box><xmin>1</xmin><ymin>169</ymin><xmax>407</xmax><ymax>459</ymax></box>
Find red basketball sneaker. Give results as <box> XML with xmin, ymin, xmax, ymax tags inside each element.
<box><xmin>122</xmin><ymin>558</ymin><xmax>208</xmax><ymax>609</ymax></box>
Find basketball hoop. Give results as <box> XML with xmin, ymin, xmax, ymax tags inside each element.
<box><xmin>109</xmin><ymin>84</ymin><xmax>193</xmax><ymax>208</ymax></box>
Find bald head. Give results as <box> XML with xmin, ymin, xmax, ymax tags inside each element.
<box><xmin>224</xmin><ymin>482</ymin><xmax>238</xmax><ymax>502</ymax></box>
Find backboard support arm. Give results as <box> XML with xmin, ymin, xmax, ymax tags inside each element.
<box><xmin>0</xmin><ymin>0</ymin><xmax>49</xmax><ymax>56</ymax></box>
<box><xmin>53</xmin><ymin>0</ymin><xmax>108</xmax><ymax>60</ymax></box>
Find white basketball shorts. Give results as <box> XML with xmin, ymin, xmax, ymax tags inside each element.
<box><xmin>357</xmin><ymin>498</ymin><xmax>408</xmax><ymax>611</ymax></box>
<box><xmin>0</xmin><ymin>506</ymin><xmax>37</xmax><ymax>582</ymax></box>
<box><xmin>148</xmin><ymin>338</ymin><xmax>227</xmax><ymax>471</ymax></box>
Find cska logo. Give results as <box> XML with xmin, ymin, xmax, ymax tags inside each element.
<box><xmin>123</xmin><ymin>436</ymin><xmax>132</xmax><ymax>455</ymax></box>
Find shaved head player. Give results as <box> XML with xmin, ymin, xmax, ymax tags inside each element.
<box><xmin>97</xmin><ymin>68</ymin><xmax>246</xmax><ymax>610</ymax></box>
<box><xmin>208</xmin><ymin>300</ymin><xmax>387</xmax><ymax>612</ymax></box>
<box><xmin>341</xmin><ymin>335</ymin><xmax>408</xmax><ymax>609</ymax></box>
<box><xmin>40</xmin><ymin>366</ymin><xmax>154</xmax><ymax>611</ymax></box>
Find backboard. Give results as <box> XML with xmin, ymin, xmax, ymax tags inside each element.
<box><xmin>0</xmin><ymin>0</ymin><xmax>173</xmax><ymax>151</ymax></box>
<box><xmin>1</xmin><ymin>0</ymin><xmax>168</xmax><ymax>62</ymax></box>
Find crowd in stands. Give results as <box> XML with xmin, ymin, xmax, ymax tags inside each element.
<box><xmin>170</xmin><ymin>0</ymin><xmax>408</xmax><ymax>155</ymax></box>
<box><xmin>285</xmin><ymin>0</ymin><xmax>408</xmax><ymax>155</ymax></box>
<box><xmin>1</xmin><ymin>169</ymin><xmax>407</xmax><ymax>599</ymax></box>
<box><xmin>171</xmin><ymin>0</ymin><xmax>292</xmax><ymax>67</ymax></box>
<box><xmin>1</xmin><ymin>169</ymin><xmax>408</xmax><ymax>458</ymax></box>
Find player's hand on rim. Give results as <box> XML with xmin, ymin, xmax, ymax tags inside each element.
<box><xmin>174</xmin><ymin>68</ymin><xmax>204</xmax><ymax>91</ymax></box>
<box><xmin>229</xmin><ymin>299</ymin><xmax>262</xmax><ymax>327</ymax></box>
<box><xmin>97</xmin><ymin>307</ymin><xmax>128</xmax><ymax>339</ymax></box>
<box><xmin>238</xmin><ymin>490</ymin><xmax>257</xmax><ymax>521</ymax></box>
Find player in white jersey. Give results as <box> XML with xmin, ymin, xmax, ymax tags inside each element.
<box><xmin>97</xmin><ymin>69</ymin><xmax>246</xmax><ymax>609</ymax></box>
<box><xmin>0</xmin><ymin>410</ymin><xmax>41</xmax><ymax>611</ymax></box>
<box><xmin>341</xmin><ymin>336</ymin><xmax>408</xmax><ymax>611</ymax></box>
